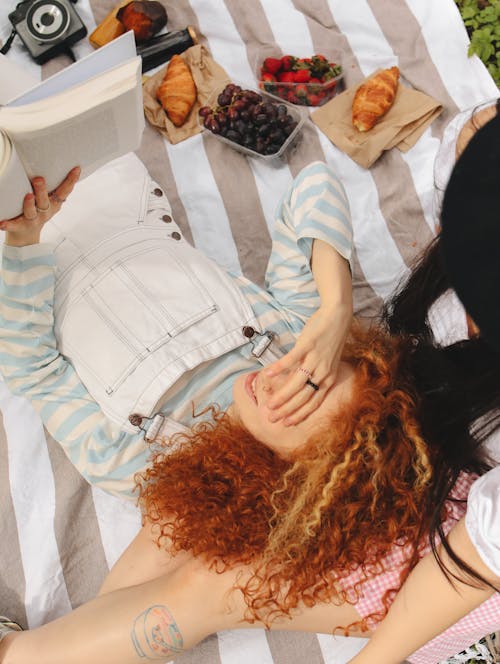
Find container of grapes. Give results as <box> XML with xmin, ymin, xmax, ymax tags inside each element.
<box><xmin>198</xmin><ymin>82</ymin><xmax>305</xmax><ymax>163</ymax></box>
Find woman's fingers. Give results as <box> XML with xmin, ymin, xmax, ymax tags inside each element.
<box><xmin>0</xmin><ymin>168</ymin><xmax>80</xmax><ymax>243</ymax></box>
<box><xmin>269</xmin><ymin>371</ymin><xmax>336</xmax><ymax>424</ymax></box>
<box><xmin>50</xmin><ymin>166</ymin><xmax>80</xmax><ymax>207</ymax></box>
<box><xmin>264</xmin><ymin>346</ymin><xmax>303</xmax><ymax>378</ymax></box>
<box><xmin>22</xmin><ymin>192</ymin><xmax>38</xmax><ymax>220</ymax></box>
<box><xmin>282</xmin><ymin>387</ymin><xmax>329</xmax><ymax>426</ymax></box>
<box><xmin>32</xmin><ymin>177</ymin><xmax>50</xmax><ymax>213</ymax></box>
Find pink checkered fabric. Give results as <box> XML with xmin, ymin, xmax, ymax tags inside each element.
<box><xmin>336</xmin><ymin>472</ymin><xmax>500</xmax><ymax>664</ymax></box>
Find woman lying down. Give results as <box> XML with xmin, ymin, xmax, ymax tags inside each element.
<box><xmin>0</xmin><ymin>158</ymin><xmax>498</xmax><ymax>664</ymax></box>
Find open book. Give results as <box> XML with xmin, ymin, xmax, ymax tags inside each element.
<box><xmin>0</xmin><ymin>32</ymin><xmax>144</xmax><ymax>220</ymax></box>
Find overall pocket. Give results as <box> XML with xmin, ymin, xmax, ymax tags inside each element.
<box><xmin>58</xmin><ymin>242</ymin><xmax>218</xmax><ymax>394</ymax></box>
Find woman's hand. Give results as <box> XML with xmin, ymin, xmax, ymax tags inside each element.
<box><xmin>264</xmin><ymin>299</ymin><xmax>352</xmax><ymax>425</ymax></box>
<box><xmin>264</xmin><ymin>238</ymin><xmax>353</xmax><ymax>426</ymax></box>
<box><xmin>0</xmin><ymin>167</ymin><xmax>81</xmax><ymax>247</ymax></box>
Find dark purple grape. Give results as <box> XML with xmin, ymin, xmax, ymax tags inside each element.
<box><xmin>216</xmin><ymin>92</ymin><xmax>230</xmax><ymax>106</ymax></box>
<box><xmin>258</xmin><ymin>124</ymin><xmax>270</xmax><ymax>137</ymax></box>
<box><xmin>240</xmin><ymin>110</ymin><xmax>250</xmax><ymax>122</ymax></box>
<box><xmin>226</xmin><ymin>129</ymin><xmax>242</xmax><ymax>143</ymax></box>
<box><xmin>207</xmin><ymin>118</ymin><xmax>221</xmax><ymax>134</ymax></box>
<box><xmin>227</xmin><ymin>107</ymin><xmax>239</xmax><ymax>121</ymax></box>
<box><xmin>254</xmin><ymin>113</ymin><xmax>268</xmax><ymax>125</ymax></box>
<box><xmin>255</xmin><ymin>137</ymin><xmax>265</xmax><ymax>153</ymax></box>
<box><xmin>235</xmin><ymin>120</ymin><xmax>247</xmax><ymax>135</ymax></box>
<box><xmin>269</xmin><ymin>129</ymin><xmax>284</xmax><ymax>143</ymax></box>
<box><xmin>283</xmin><ymin>120</ymin><xmax>298</xmax><ymax>136</ymax></box>
<box><xmin>199</xmin><ymin>106</ymin><xmax>212</xmax><ymax>118</ymax></box>
<box><xmin>246</xmin><ymin>91</ymin><xmax>262</xmax><ymax>103</ymax></box>
<box><xmin>252</xmin><ymin>103</ymin><xmax>265</xmax><ymax>118</ymax></box>
<box><xmin>232</xmin><ymin>99</ymin><xmax>247</xmax><ymax>112</ymax></box>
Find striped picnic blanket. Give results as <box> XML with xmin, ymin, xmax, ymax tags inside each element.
<box><xmin>0</xmin><ymin>1</ymin><xmax>498</xmax><ymax>662</ymax></box>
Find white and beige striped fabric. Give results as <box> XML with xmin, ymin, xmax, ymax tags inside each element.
<box><xmin>0</xmin><ymin>1</ymin><xmax>498</xmax><ymax>662</ymax></box>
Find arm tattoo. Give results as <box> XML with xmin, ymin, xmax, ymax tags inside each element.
<box><xmin>131</xmin><ymin>605</ymin><xmax>184</xmax><ymax>659</ymax></box>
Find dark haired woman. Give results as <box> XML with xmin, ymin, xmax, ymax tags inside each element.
<box><xmin>0</xmin><ymin>153</ymin><xmax>499</xmax><ymax>664</ymax></box>
<box><xmin>350</xmin><ymin>104</ymin><xmax>500</xmax><ymax>664</ymax></box>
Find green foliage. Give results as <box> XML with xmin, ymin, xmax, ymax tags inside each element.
<box><xmin>455</xmin><ymin>0</ymin><xmax>500</xmax><ymax>86</ymax></box>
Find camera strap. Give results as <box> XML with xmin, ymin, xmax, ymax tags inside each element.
<box><xmin>0</xmin><ymin>28</ymin><xmax>17</xmax><ymax>55</ymax></box>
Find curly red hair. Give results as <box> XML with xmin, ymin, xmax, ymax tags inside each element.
<box><xmin>137</xmin><ymin>325</ymin><xmax>451</xmax><ymax>631</ymax></box>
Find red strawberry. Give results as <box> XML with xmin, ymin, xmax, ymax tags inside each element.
<box><xmin>276</xmin><ymin>85</ymin><xmax>288</xmax><ymax>100</ymax></box>
<box><xmin>280</xmin><ymin>55</ymin><xmax>296</xmax><ymax>71</ymax></box>
<box><xmin>309</xmin><ymin>77</ymin><xmax>322</xmax><ymax>84</ymax></box>
<box><xmin>295</xmin><ymin>58</ymin><xmax>309</xmax><ymax>68</ymax></box>
<box><xmin>262</xmin><ymin>57</ymin><xmax>281</xmax><ymax>74</ymax></box>
<box><xmin>278</xmin><ymin>71</ymin><xmax>295</xmax><ymax>83</ymax></box>
<box><xmin>323</xmin><ymin>79</ymin><xmax>338</xmax><ymax>90</ymax></box>
<box><xmin>295</xmin><ymin>83</ymin><xmax>309</xmax><ymax>98</ymax></box>
<box><xmin>293</xmin><ymin>69</ymin><xmax>311</xmax><ymax>83</ymax></box>
<box><xmin>287</xmin><ymin>90</ymin><xmax>300</xmax><ymax>104</ymax></box>
<box><xmin>261</xmin><ymin>72</ymin><xmax>277</xmax><ymax>82</ymax></box>
<box><xmin>306</xmin><ymin>93</ymin><xmax>322</xmax><ymax>106</ymax></box>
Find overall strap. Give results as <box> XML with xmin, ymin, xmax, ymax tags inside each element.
<box><xmin>129</xmin><ymin>327</ymin><xmax>285</xmax><ymax>444</ymax></box>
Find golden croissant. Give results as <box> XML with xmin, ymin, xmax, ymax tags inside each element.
<box><xmin>156</xmin><ymin>55</ymin><xmax>197</xmax><ymax>127</ymax></box>
<box><xmin>352</xmin><ymin>66</ymin><xmax>400</xmax><ymax>132</ymax></box>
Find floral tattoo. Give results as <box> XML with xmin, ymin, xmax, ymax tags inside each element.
<box><xmin>131</xmin><ymin>604</ymin><xmax>184</xmax><ymax>659</ymax></box>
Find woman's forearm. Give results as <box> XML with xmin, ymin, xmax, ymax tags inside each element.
<box><xmin>310</xmin><ymin>238</ymin><xmax>352</xmax><ymax>314</ymax></box>
<box><xmin>349</xmin><ymin>518</ymin><xmax>498</xmax><ymax>664</ymax></box>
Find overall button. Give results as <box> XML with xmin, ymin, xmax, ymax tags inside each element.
<box><xmin>171</xmin><ymin>231</ymin><xmax>181</xmax><ymax>241</ymax></box>
<box><xmin>162</xmin><ymin>214</ymin><xmax>172</xmax><ymax>223</ymax></box>
<box><xmin>153</xmin><ymin>188</ymin><xmax>163</xmax><ymax>197</ymax></box>
<box><xmin>129</xmin><ymin>413</ymin><xmax>143</xmax><ymax>427</ymax></box>
<box><xmin>242</xmin><ymin>326</ymin><xmax>255</xmax><ymax>338</ymax></box>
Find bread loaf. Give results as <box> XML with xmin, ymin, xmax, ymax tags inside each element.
<box><xmin>156</xmin><ymin>55</ymin><xmax>197</xmax><ymax>127</ymax></box>
<box><xmin>352</xmin><ymin>66</ymin><xmax>400</xmax><ymax>132</ymax></box>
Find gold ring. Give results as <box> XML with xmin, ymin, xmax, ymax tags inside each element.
<box><xmin>36</xmin><ymin>203</ymin><xmax>50</xmax><ymax>212</ymax></box>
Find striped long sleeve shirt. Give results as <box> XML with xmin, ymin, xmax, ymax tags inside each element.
<box><xmin>0</xmin><ymin>161</ymin><xmax>352</xmax><ymax>500</ymax></box>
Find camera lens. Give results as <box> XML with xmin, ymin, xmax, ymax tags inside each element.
<box><xmin>26</xmin><ymin>1</ymin><xmax>70</xmax><ymax>42</ymax></box>
<box><xmin>40</xmin><ymin>13</ymin><xmax>55</xmax><ymax>27</ymax></box>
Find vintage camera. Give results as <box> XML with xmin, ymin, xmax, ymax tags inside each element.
<box><xmin>9</xmin><ymin>0</ymin><xmax>87</xmax><ymax>64</ymax></box>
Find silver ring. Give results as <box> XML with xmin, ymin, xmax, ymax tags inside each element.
<box><xmin>50</xmin><ymin>193</ymin><xmax>66</xmax><ymax>204</ymax></box>
<box><xmin>36</xmin><ymin>203</ymin><xmax>50</xmax><ymax>212</ymax></box>
<box><xmin>305</xmin><ymin>377</ymin><xmax>319</xmax><ymax>391</ymax></box>
<box><xmin>297</xmin><ymin>366</ymin><xmax>312</xmax><ymax>378</ymax></box>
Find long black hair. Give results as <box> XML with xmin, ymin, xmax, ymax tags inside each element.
<box><xmin>382</xmin><ymin>235</ymin><xmax>500</xmax><ymax>590</ymax></box>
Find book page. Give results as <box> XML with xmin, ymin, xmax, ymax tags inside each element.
<box><xmin>0</xmin><ymin>58</ymin><xmax>140</xmax><ymax>132</ymax></box>
<box><xmin>7</xmin><ymin>32</ymin><xmax>136</xmax><ymax>108</ymax></box>
<box><xmin>9</xmin><ymin>80</ymin><xmax>145</xmax><ymax>194</ymax></box>
<box><xmin>0</xmin><ymin>132</ymin><xmax>33</xmax><ymax>220</ymax></box>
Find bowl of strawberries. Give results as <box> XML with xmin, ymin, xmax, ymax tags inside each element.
<box><xmin>255</xmin><ymin>44</ymin><xmax>343</xmax><ymax>107</ymax></box>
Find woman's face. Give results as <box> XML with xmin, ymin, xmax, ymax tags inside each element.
<box><xmin>229</xmin><ymin>362</ymin><xmax>356</xmax><ymax>455</ymax></box>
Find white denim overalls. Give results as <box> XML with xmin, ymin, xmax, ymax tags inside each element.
<box><xmin>41</xmin><ymin>154</ymin><xmax>280</xmax><ymax>432</ymax></box>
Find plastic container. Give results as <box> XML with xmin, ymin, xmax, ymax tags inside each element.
<box><xmin>254</xmin><ymin>44</ymin><xmax>344</xmax><ymax>107</ymax></box>
<box><xmin>199</xmin><ymin>82</ymin><xmax>305</xmax><ymax>164</ymax></box>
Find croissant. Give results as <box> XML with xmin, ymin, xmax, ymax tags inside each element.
<box><xmin>352</xmin><ymin>66</ymin><xmax>400</xmax><ymax>132</ymax></box>
<box><xmin>156</xmin><ymin>55</ymin><xmax>197</xmax><ymax>127</ymax></box>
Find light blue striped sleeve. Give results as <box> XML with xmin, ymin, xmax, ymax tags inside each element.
<box><xmin>0</xmin><ymin>243</ymin><xmax>148</xmax><ymax>500</ymax></box>
<box><xmin>264</xmin><ymin>161</ymin><xmax>353</xmax><ymax>319</ymax></box>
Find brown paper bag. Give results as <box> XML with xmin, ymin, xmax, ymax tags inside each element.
<box><xmin>143</xmin><ymin>44</ymin><xmax>230</xmax><ymax>144</ymax></box>
<box><xmin>311</xmin><ymin>73</ymin><xmax>443</xmax><ymax>168</ymax></box>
